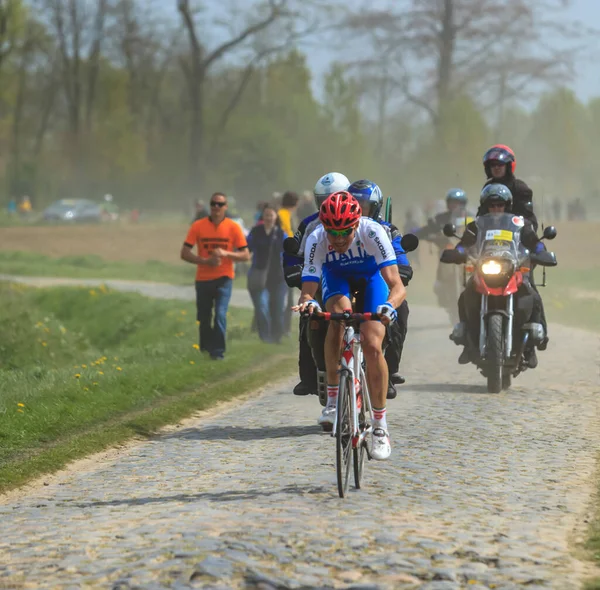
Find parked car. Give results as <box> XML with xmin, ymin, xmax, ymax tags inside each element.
<box><xmin>43</xmin><ymin>199</ymin><xmax>102</xmax><ymax>223</ymax></box>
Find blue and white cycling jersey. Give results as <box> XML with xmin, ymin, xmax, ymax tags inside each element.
<box><xmin>302</xmin><ymin>217</ymin><xmax>397</xmax><ymax>283</ymax></box>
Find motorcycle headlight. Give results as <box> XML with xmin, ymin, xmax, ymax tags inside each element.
<box><xmin>480</xmin><ymin>259</ymin><xmax>513</xmax><ymax>276</ymax></box>
<box><xmin>481</xmin><ymin>260</ymin><xmax>502</xmax><ymax>275</ymax></box>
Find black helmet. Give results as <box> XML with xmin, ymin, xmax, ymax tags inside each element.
<box><xmin>480</xmin><ymin>184</ymin><xmax>513</xmax><ymax>212</ymax></box>
<box><xmin>445</xmin><ymin>188</ymin><xmax>467</xmax><ymax>205</ymax></box>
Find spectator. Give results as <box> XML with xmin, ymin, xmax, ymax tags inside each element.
<box><xmin>552</xmin><ymin>197</ymin><xmax>562</xmax><ymax>222</ymax></box>
<box><xmin>194</xmin><ymin>199</ymin><xmax>208</xmax><ymax>221</ymax></box>
<box><xmin>296</xmin><ymin>190</ymin><xmax>315</xmax><ymax>220</ymax></box>
<box><xmin>254</xmin><ymin>200</ymin><xmax>268</xmax><ymax>224</ymax></box>
<box><xmin>278</xmin><ymin>190</ymin><xmax>299</xmax><ymax>336</ymax></box>
<box><xmin>247</xmin><ymin>204</ymin><xmax>288</xmax><ymax>343</ymax></box>
<box><xmin>7</xmin><ymin>197</ymin><xmax>17</xmax><ymax>216</ymax></box>
<box><xmin>18</xmin><ymin>195</ymin><xmax>32</xmax><ymax>218</ymax></box>
<box><xmin>278</xmin><ymin>190</ymin><xmax>299</xmax><ymax>236</ymax></box>
<box><xmin>180</xmin><ymin>192</ymin><xmax>250</xmax><ymax>360</ymax></box>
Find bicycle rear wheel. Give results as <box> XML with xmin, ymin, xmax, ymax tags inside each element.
<box><xmin>336</xmin><ymin>372</ymin><xmax>353</xmax><ymax>498</ymax></box>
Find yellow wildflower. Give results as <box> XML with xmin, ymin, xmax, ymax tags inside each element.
<box><xmin>17</xmin><ymin>409</ymin><xmax>24</xmax><ymax>414</ymax></box>
<box><xmin>92</xmin><ymin>382</ymin><xmax>99</xmax><ymax>386</ymax></box>
<box><xmin>113</xmin><ymin>357</ymin><xmax>118</xmax><ymax>361</ymax></box>
<box><xmin>180</xmin><ymin>310</ymin><xmax>187</xmax><ymax>315</ymax></box>
<box><xmin>98</xmin><ymin>371</ymin><xmax>104</xmax><ymax>375</ymax></box>
<box><xmin>189</xmin><ymin>360</ymin><xmax>195</xmax><ymax>365</ymax></box>
<box><xmin>116</xmin><ymin>367</ymin><xmax>122</xmax><ymax>371</ymax></box>
<box><xmin>17</xmin><ymin>403</ymin><xmax>24</xmax><ymax>407</ymax></box>
<box><xmin>41</xmin><ymin>342</ymin><xmax>47</xmax><ymax>347</ymax></box>
<box><xmin>44</xmin><ymin>327</ymin><xmax>50</xmax><ymax>333</ymax></box>
<box><xmin>83</xmin><ymin>387</ymin><xmax>89</xmax><ymax>391</ymax></box>
<box><xmin>192</xmin><ymin>344</ymin><xmax>199</xmax><ymax>350</ymax></box>
<box><xmin>74</xmin><ymin>374</ymin><xmax>81</xmax><ymax>379</ymax></box>
<box><xmin>89</xmin><ymin>289</ymin><xmax>97</xmax><ymax>296</ymax></box>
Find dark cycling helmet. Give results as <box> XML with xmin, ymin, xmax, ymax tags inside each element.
<box><xmin>347</xmin><ymin>179</ymin><xmax>383</xmax><ymax>218</ymax></box>
<box><xmin>483</xmin><ymin>144</ymin><xmax>516</xmax><ymax>177</ymax></box>
<box><xmin>480</xmin><ymin>184</ymin><xmax>513</xmax><ymax>212</ymax></box>
<box><xmin>319</xmin><ymin>191</ymin><xmax>361</xmax><ymax>230</ymax></box>
<box><xmin>446</xmin><ymin>188</ymin><xmax>467</xmax><ymax>205</ymax></box>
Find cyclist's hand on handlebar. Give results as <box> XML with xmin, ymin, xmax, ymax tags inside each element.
<box><xmin>376</xmin><ymin>302</ymin><xmax>397</xmax><ymax>325</ymax></box>
<box><xmin>292</xmin><ymin>299</ymin><xmax>322</xmax><ymax>314</ymax></box>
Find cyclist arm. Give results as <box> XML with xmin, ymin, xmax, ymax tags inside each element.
<box><xmin>380</xmin><ymin>265</ymin><xmax>406</xmax><ymax>309</ymax></box>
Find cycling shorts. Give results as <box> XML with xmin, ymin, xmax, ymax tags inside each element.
<box><xmin>322</xmin><ymin>268</ymin><xmax>389</xmax><ymax>313</ymax></box>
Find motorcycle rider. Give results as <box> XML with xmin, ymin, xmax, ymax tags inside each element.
<box><xmin>284</xmin><ymin>176</ymin><xmax>413</xmax><ymax>400</ymax></box>
<box><xmin>451</xmin><ymin>184</ymin><xmax>549</xmax><ymax>367</ymax></box>
<box><xmin>480</xmin><ymin>144</ymin><xmax>538</xmax><ymax>231</ymax></box>
<box><xmin>294</xmin><ymin>191</ymin><xmax>406</xmax><ymax>460</ymax></box>
<box><xmin>414</xmin><ymin>189</ymin><xmax>473</xmax><ymax>320</ymax></box>
<box><xmin>284</xmin><ymin>172</ymin><xmax>351</xmax><ymax>397</ymax></box>
<box><xmin>414</xmin><ymin>188</ymin><xmax>473</xmax><ymax>247</ymax></box>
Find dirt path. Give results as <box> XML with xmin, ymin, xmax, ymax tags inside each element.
<box><xmin>0</xmin><ymin>277</ymin><xmax>598</xmax><ymax>589</ymax></box>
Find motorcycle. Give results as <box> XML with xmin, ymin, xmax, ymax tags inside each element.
<box><xmin>441</xmin><ymin>214</ymin><xmax>557</xmax><ymax>393</ymax></box>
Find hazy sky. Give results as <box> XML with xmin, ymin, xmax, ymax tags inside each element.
<box><xmin>172</xmin><ymin>0</ymin><xmax>600</xmax><ymax>102</ymax></box>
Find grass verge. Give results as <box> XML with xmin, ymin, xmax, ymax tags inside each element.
<box><xmin>0</xmin><ymin>250</ymin><xmax>247</xmax><ymax>288</ymax></box>
<box><xmin>0</xmin><ymin>282</ymin><xmax>295</xmax><ymax>492</ymax></box>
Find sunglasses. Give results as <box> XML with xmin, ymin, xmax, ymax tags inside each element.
<box><xmin>210</xmin><ymin>201</ymin><xmax>227</xmax><ymax>208</ymax></box>
<box><xmin>326</xmin><ymin>227</ymin><xmax>354</xmax><ymax>237</ymax></box>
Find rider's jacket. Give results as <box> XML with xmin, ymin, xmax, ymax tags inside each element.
<box><xmin>302</xmin><ymin>217</ymin><xmax>396</xmax><ymax>283</ymax></box>
<box><xmin>414</xmin><ymin>208</ymin><xmax>475</xmax><ymax>250</ymax></box>
<box><xmin>284</xmin><ymin>212</ymin><xmax>412</xmax><ymax>288</ymax></box>
<box><xmin>456</xmin><ymin>215</ymin><xmax>545</xmax><ymax>254</ymax></box>
<box><xmin>479</xmin><ymin>176</ymin><xmax>538</xmax><ymax>230</ymax></box>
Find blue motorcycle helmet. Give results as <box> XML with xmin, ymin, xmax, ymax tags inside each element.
<box><xmin>347</xmin><ymin>179</ymin><xmax>383</xmax><ymax>219</ymax></box>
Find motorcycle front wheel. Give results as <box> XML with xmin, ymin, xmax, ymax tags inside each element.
<box><xmin>486</xmin><ymin>314</ymin><xmax>504</xmax><ymax>393</ymax></box>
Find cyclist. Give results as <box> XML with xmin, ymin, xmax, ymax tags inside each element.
<box><xmin>284</xmin><ymin>172</ymin><xmax>351</xmax><ymax>397</ymax></box>
<box><xmin>347</xmin><ymin>179</ymin><xmax>413</xmax><ymax>397</ymax></box>
<box><xmin>285</xmin><ymin>176</ymin><xmax>413</xmax><ymax>399</ymax></box>
<box><xmin>294</xmin><ymin>192</ymin><xmax>406</xmax><ymax>461</ymax></box>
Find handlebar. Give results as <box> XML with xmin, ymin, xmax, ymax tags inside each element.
<box><xmin>303</xmin><ymin>310</ymin><xmax>383</xmax><ymax>322</ymax></box>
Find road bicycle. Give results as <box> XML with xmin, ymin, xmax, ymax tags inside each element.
<box><xmin>309</xmin><ymin>310</ymin><xmax>383</xmax><ymax>498</ymax></box>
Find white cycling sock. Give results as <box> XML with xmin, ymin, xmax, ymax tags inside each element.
<box><xmin>326</xmin><ymin>384</ymin><xmax>338</xmax><ymax>408</ymax></box>
<box><xmin>372</xmin><ymin>407</ymin><xmax>387</xmax><ymax>431</ymax></box>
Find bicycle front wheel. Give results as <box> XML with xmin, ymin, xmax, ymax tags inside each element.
<box><xmin>353</xmin><ymin>386</ymin><xmax>367</xmax><ymax>489</ymax></box>
<box><xmin>336</xmin><ymin>371</ymin><xmax>353</xmax><ymax>498</ymax></box>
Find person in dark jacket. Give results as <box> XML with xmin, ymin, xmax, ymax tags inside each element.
<box><xmin>479</xmin><ymin>144</ymin><xmax>538</xmax><ymax>231</ymax></box>
<box><xmin>247</xmin><ymin>204</ymin><xmax>288</xmax><ymax>344</ymax></box>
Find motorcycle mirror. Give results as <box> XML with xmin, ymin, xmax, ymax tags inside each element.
<box><xmin>400</xmin><ymin>233</ymin><xmax>419</xmax><ymax>252</ymax></box>
<box><xmin>283</xmin><ymin>237</ymin><xmax>300</xmax><ymax>255</ymax></box>
<box><xmin>442</xmin><ymin>223</ymin><xmax>456</xmax><ymax>237</ymax></box>
<box><xmin>542</xmin><ymin>226</ymin><xmax>557</xmax><ymax>240</ymax></box>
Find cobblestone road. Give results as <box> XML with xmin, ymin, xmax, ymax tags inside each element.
<box><xmin>0</xmin><ymin>279</ymin><xmax>599</xmax><ymax>589</ymax></box>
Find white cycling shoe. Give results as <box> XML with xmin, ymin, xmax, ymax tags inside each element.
<box><xmin>370</xmin><ymin>428</ymin><xmax>391</xmax><ymax>461</ymax></box>
<box><xmin>317</xmin><ymin>406</ymin><xmax>336</xmax><ymax>428</ymax></box>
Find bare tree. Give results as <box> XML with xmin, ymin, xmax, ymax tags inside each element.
<box><xmin>47</xmin><ymin>0</ymin><xmax>110</xmax><ymax>145</ymax></box>
<box><xmin>176</xmin><ymin>0</ymin><xmax>333</xmax><ymax>190</ymax></box>
<box><xmin>346</xmin><ymin>0</ymin><xmax>593</xmax><ymax>135</ymax></box>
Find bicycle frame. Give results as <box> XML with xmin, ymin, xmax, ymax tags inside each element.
<box><xmin>332</xmin><ymin>322</ymin><xmax>373</xmax><ymax>452</ymax></box>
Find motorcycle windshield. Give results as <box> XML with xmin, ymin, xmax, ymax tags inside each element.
<box><xmin>471</xmin><ymin>213</ymin><xmax>525</xmax><ymax>264</ymax></box>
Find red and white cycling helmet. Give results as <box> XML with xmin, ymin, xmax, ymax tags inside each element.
<box><xmin>319</xmin><ymin>191</ymin><xmax>361</xmax><ymax>231</ymax></box>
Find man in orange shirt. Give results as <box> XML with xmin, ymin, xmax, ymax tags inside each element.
<box><xmin>180</xmin><ymin>192</ymin><xmax>250</xmax><ymax>360</ymax></box>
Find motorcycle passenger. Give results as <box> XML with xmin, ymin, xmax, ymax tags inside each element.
<box><xmin>480</xmin><ymin>144</ymin><xmax>538</xmax><ymax>231</ymax></box>
<box><xmin>451</xmin><ymin>184</ymin><xmax>549</xmax><ymax>367</ymax></box>
<box><xmin>284</xmin><ymin>172</ymin><xmax>351</xmax><ymax>397</ymax></box>
<box><xmin>294</xmin><ymin>191</ymin><xmax>406</xmax><ymax>461</ymax></box>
